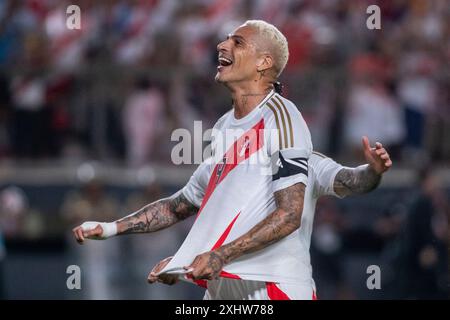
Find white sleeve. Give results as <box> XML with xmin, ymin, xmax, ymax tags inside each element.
<box><xmin>309</xmin><ymin>153</ymin><xmax>345</xmax><ymax>198</ymax></box>
<box><xmin>267</xmin><ymin>98</ymin><xmax>313</xmax><ymax>193</ymax></box>
<box><xmin>181</xmin><ymin>160</ymin><xmax>211</xmax><ymax>208</ymax></box>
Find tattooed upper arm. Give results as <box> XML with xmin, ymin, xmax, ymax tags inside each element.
<box><xmin>333</xmin><ymin>165</ymin><xmax>381</xmax><ymax>197</ymax></box>
<box><xmin>274</xmin><ymin>182</ymin><xmax>306</xmax><ymax>227</ymax></box>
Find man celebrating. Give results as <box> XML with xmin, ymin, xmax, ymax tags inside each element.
<box><xmin>148</xmin><ymin>136</ymin><xmax>393</xmax><ymax>299</ymax></box>
<box><xmin>74</xmin><ymin>20</ymin><xmax>314</xmax><ymax>299</ymax></box>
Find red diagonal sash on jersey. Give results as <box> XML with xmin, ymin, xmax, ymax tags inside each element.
<box><xmin>211</xmin><ymin>212</ymin><xmax>242</xmax><ymax>279</ymax></box>
<box><xmin>187</xmin><ymin>211</ymin><xmax>242</xmax><ymax>287</ymax></box>
<box><xmin>266</xmin><ymin>282</ymin><xmax>291</xmax><ymax>300</ymax></box>
<box><xmin>196</xmin><ymin>119</ymin><xmax>265</xmax><ymax>219</ymax></box>
<box><xmin>188</xmin><ymin>119</ymin><xmax>265</xmax><ymax>287</ymax></box>
<box><xmin>211</xmin><ymin>212</ymin><xmax>241</xmax><ymax>250</ymax></box>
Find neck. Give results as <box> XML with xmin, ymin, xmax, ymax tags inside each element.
<box><xmin>228</xmin><ymin>82</ymin><xmax>273</xmax><ymax>119</ymax></box>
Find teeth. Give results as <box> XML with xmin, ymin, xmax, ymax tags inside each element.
<box><xmin>219</xmin><ymin>57</ymin><xmax>232</xmax><ymax>64</ymax></box>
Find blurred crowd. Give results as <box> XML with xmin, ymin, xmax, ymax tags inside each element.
<box><xmin>0</xmin><ymin>167</ymin><xmax>447</xmax><ymax>299</ymax></box>
<box><xmin>0</xmin><ymin>0</ymin><xmax>448</xmax><ymax>167</ymax></box>
<box><xmin>310</xmin><ymin>168</ymin><xmax>449</xmax><ymax>299</ymax></box>
<box><xmin>0</xmin><ymin>178</ymin><xmax>198</xmax><ymax>299</ymax></box>
<box><xmin>0</xmin><ymin>0</ymin><xmax>449</xmax><ymax>299</ymax></box>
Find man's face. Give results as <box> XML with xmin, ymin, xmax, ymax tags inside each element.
<box><xmin>215</xmin><ymin>25</ymin><xmax>262</xmax><ymax>85</ymax></box>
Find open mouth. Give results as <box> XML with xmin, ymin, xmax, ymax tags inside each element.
<box><xmin>218</xmin><ymin>56</ymin><xmax>233</xmax><ymax>69</ymax></box>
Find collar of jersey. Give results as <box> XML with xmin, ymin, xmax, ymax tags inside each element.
<box><xmin>230</xmin><ymin>90</ymin><xmax>274</xmax><ymax>126</ymax></box>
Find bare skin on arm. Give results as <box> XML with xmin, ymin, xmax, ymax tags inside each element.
<box><xmin>150</xmin><ymin>136</ymin><xmax>393</xmax><ymax>285</ymax></box>
<box><xmin>151</xmin><ymin>24</ymin><xmax>290</xmax><ymax>284</ymax></box>
<box><xmin>116</xmin><ymin>191</ymin><xmax>198</xmax><ymax>234</ymax></box>
<box><xmin>183</xmin><ymin>182</ymin><xmax>306</xmax><ymax>281</ymax></box>
<box><xmin>148</xmin><ymin>136</ymin><xmax>393</xmax><ymax>285</ymax></box>
<box><xmin>176</xmin><ymin>24</ymin><xmax>302</xmax><ymax>281</ymax></box>
<box><xmin>72</xmin><ymin>191</ymin><xmax>198</xmax><ymax>243</ymax></box>
<box><xmin>333</xmin><ymin>136</ymin><xmax>393</xmax><ymax>197</ymax></box>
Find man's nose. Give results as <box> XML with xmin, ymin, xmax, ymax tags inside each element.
<box><xmin>217</xmin><ymin>39</ymin><xmax>229</xmax><ymax>52</ymax></box>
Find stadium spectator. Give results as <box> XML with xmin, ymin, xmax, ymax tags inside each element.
<box><xmin>344</xmin><ymin>56</ymin><xmax>405</xmax><ymax>161</ymax></box>
<box><xmin>0</xmin><ymin>75</ymin><xmax>11</xmax><ymax>158</ymax></box>
<box><xmin>61</xmin><ymin>178</ymin><xmax>121</xmax><ymax>299</ymax></box>
<box><xmin>0</xmin><ymin>186</ymin><xmax>28</xmax><ymax>238</ymax></box>
<box><xmin>0</xmin><ymin>225</ymin><xmax>4</xmax><ymax>299</ymax></box>
<box><xmin>122</xmin><ymin>182</ymin><xmax>194</xmax><ymax>298</ymax></box>
<box><xmin>396</xmin><ymin>168</ymin><xmax>449</xmax><ymax>299</ymax></box>
<box><xmin>311</xmin><ymin>197</ymin><xmax>354</xmax><ymax>299</ymax></box>
<box><xmin>397</xmin><ymin>52</ymin><xmax>438</xmax><ymax>164</ymax></box>
<box><xmin>10</xmin><ymin>72</ymin><xmax>53</xmax><ymax>159</ymax></box>
<box><xmin>0</xmin><ymin>0</ymin><xmax>447</xmax><ymax>166</ymax></box>
<box><xmin>61</xmin><ymin>178</ymin><xmax>119</xmax><ymax>226</ymax></box>
<box><xmin>123</xmin><ymin>76</ymin><xmax>165</xmax><ymax>168</ymax></box>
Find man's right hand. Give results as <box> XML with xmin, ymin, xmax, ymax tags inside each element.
<box><xmin>72</xmin><ymin>221</ymin><xmax>117</xmax><ymax>244</ymax></box>
<box><xmin>148</xmin><ymin>256</ymin><xmax>179</xmax><ymax>285</ymax></box>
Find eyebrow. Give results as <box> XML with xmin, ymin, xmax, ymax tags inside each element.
<box><xmin>227</xmin><ymin>34</ymin><xmax>246</xmax><ymax>43</ymax></box>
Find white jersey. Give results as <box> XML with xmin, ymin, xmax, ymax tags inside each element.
<box><xmin>159</xmin><ymin>90</ymin><xmax>314</xmax><ymax>285</ymax></box>
<box><xmin>294</xmin><ymin>152</ymin><xmax>345</xmax><ymax>282</ymax></box>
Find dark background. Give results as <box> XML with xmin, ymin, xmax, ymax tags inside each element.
<box><xmin>0</xmin><ymin>0</ymin><xmax>448</xmax><ymax>299</ymax></box>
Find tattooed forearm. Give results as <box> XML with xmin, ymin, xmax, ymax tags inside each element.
<box><xmin>205</xmin><ymin>251</ymin><xmax>225</xmax><ymax>275</ymax></box>
<box><xmin>215</xmin><ymin>183</ymin><xmax>305</xmax><ymax>264</ymax></box>
<box><xmin>333</xmin><ymin>165</ymin><xmax>381</xmax><ymax>197</ymax></box>
<box><xmin>116</xmin><ymin>191</ymin><xmax>198</xmax><ymax>234</ymax></box>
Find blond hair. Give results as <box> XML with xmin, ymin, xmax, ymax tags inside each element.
<box><xmin>243</xmin><ymin>20</ymin><xmax>289</xmax><ymax>77</ymax></box>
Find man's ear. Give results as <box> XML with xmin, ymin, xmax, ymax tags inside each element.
<box><xmin>256</xmin><ymin>54</ymin><xmax>274</xmax><ymax>72</ymax></box>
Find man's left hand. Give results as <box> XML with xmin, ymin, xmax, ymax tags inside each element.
<box><xmin>184</xmin><ymin>251</ymin><xmax>226</xmax><ymax>281</ymax></box>
<box><xmin>362</xmin><ymin>136</ymin><xmax>392</xmax><ymax>175</ymax></box>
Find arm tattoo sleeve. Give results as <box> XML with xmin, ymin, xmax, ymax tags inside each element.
<box><xmin>215</xmin><ymin>183</ymin><xmax>305</xmax><ymax>264</ymax></box>
<box><xmin>333</xmin><ymin>165</ymin><xmax>382</xmax><ymax>197</ymax></box>
<box><xmin>116</xmin><ymin>191</ymin><xmax>198</xmax><ymax>235</ymax></box>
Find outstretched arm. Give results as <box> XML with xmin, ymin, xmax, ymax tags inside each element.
<box><xmin>72</xmin><ymin>191</ymin><xmax>198</xmax><ymax>243</ymax></box>
<box><xmin>333</xmin><ymin>165</ymin><xmax>381</xmax><ymax>197</ymax></box>
<box><xmin>184</xmin><ymin>182</ymin><xmax>305</xmax><ymax>280</ymax></box>
<box><xmin>116</xmin><ymin>191</ymin><xmax>198</xmax><ymax>234</ymax></box>
<box><xmin>333</xmin><ymin>136</ymin><xmax>392</xmax><ymax>197</ymax></box>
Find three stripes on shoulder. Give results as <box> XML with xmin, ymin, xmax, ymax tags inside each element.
<box><xmin>261</xmin><ymin>93</ymin><xmax>295</xmax><ymax>150</ymax></box>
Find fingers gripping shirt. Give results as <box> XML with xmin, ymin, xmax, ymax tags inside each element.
<box><xmin>162</xmin><ymin>91</ymin><xmax>314</xmax><ymax>285</ymax></box>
